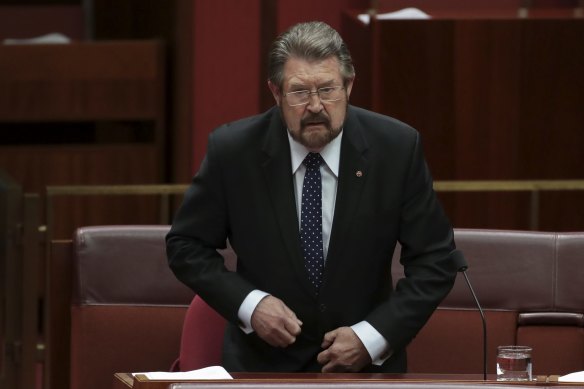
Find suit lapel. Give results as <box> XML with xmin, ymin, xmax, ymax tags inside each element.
<box><xmin>260</xmin><ymin>109</ymin><xmax>316</xmax><ymax>297</ymax></box>
<box><xmin>327</xmin><ymin>107</ymin><xmax>370</xmax><ymax>270</ymax></box>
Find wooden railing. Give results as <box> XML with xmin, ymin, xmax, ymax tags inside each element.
<box><xmin>434</xmin><ymin>180</ymin><xmax>584</xmax><ymax>230</ymax></box>
<box><xmin>43</xmin><ymin>179</ymin><xmax>584</xmax><ymax>233</ymax></box>
<box><xmin>44</xmin><ymin>184</ymin><xmax>189</xmax><ymax>232</ymax></box>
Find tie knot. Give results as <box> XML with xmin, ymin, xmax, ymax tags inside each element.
<box><xmin>303</xmin><ymin>153</ymin><xmax>323</xmax><ymax>170</ymax></box>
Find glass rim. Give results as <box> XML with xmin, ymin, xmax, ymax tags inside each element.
<box><xmin>497</xmin><ymin>345</ymin><xmax>532</xmax><ymax>351</ymax></box>
<box><xmin>285</xmin><ymin>98</ymin><xmax>342</xmax><ymax>107</ymax></box>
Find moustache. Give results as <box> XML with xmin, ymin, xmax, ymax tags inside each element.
<box><xmin>300</xmin><ymin>113</ymin><xmax>330</xmax><ymax>128</ymax></box>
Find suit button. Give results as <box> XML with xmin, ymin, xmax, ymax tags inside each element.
<box><xmin>319</xmin><ymin>304</ymin><xmax>326</xmax><ymax>312</ymax></box>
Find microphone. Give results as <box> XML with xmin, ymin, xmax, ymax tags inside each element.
<box><xmin>451</xmin><ymin>249</ymin><xmax>487</xmax><ymax>381</ymax></box>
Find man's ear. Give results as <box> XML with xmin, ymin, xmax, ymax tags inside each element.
<box><xmin>267</xmin><ymin>80</ymin><xmax>281</xmax><ymax>106</ymax></box>
<box><xmin>345</xmin><ymin>77</ymin><xmax>355</xmax><ymax>100</ymax></box>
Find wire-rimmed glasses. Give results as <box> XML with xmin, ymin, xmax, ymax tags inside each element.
<box><xmin>283</xmin><ymin>86</ymin><xmax>345</xmax><ymax>107</ymax></box>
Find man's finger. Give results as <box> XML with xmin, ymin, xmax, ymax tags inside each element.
<box><xmin>284</xmin><ymin>317</ymin><xmax>302</xmax><ymax>336</ymax></box>
<box><xmin>317</xmin><ymin>349</ymin><xmax>330</xmax><ymax>365</ymax></box>
<box><xmin>321</xmin><ymin>362</ymin><xmax>338</xmax><ymax>373</ymax></box>
<box><xmin>280</xmin><ymin>333</ymin><xmax>297</xmax><ymax>347</ymax></box>
<box><xmin>321</xmin><ymin>329</ymin><xmax>337</xmax><ymax>348</ymax></box>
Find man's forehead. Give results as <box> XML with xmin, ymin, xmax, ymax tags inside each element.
<box><xmin>283</xmin><ymin>56</ymin><xmax>342</xmax><ymax>85</ymax></box>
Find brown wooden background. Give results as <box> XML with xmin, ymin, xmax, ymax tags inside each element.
<box><xmin>1</xmin><ymin>2</ymin><xmax>584</xmax><ymax>389</ymax></box>
<box><xmin>1</xmin><ymin>0</ymin><xmax>583</xmax><ymax>238</ymax></box>
<box><xmin>343</xmin><ymin>13</ymin><xmax>584</xmax><ymax>231</ymax></box>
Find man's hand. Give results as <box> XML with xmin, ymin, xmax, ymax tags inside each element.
<box><xmin>250</xmin><ymin>295</ymin><xmax>302</xmax><ymax>347</ymax></box>
<box><xmin>317</xmin><ymin>327</ymin><xmax>371</xmax><ymax>372</ymax></box>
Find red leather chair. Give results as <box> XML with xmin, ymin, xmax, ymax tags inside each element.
<box><xmin>174</xmin><ymin>246</ymin><xmax>235</xmax><ymax>371</ymax></box>
<box><xmin>69</xmin><ymin>225</ymin><xmax>194</xmax><ymax>389</ymax></box>
<box><xmin>176</xmin><ymin>296</ymin><xmax>226</xmax><ymax>371</ymax></box>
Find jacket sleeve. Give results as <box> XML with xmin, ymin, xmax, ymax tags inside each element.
<box><xmin>366</xmin><ymin>131</ymin><xmax>458</xmax><ymax>352</ymax></box>
<box><xmin>166</xmin><ymin>132</ymin><xmax>255</xmax><ymax>323</ymax></box>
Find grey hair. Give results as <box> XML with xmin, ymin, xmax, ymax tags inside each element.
<box><xmin>268</xmin><ymin>21</ymin><xmax>355</xmax><ymax>89</ymax></box>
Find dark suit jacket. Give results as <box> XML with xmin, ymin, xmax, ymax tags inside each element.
<box><xmin>167</xmin><ymin>105</ymin><xmax>457</xmax><ymax>372</ymax></box>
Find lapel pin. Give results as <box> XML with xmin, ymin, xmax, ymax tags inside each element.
<box><xmin>355</xmin><ymin>170</ymin><xmax>363</xmax><ymax>177</ymax></box>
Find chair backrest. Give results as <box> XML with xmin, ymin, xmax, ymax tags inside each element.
<box><xmin>177</xmin><ymin>296</ymin><xmax>227</xmax><ymax>371</ymax></box>
<box><xmin>70</xmin><ymin>225</ymin><xmax>194</xmax><ymax>389</ymax></box>
<box><xmin>394</xmin><ymin>228</ymin><xmax>584</xmax><ymax>375</ymax></box>
<box><xmin>174</xmin><ymin>245</ymin><xmax>235</xmax><ymax>371</ymax></box>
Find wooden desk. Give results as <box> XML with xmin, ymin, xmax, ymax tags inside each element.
<box><xmin>114</xmin><ymin>372</ymin><xmax>581</xmax><ymax>389</ymax></box>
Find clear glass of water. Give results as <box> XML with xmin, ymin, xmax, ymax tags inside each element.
<box><xmin>496</xmin><ymin>345</ymin><xmax>533</xmax><ymax>381</ymax></box>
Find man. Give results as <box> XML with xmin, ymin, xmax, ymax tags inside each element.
<box><xmin>167</xmin><ymin>21</ymin><xmax>458</xmax><ymax>373</ymax></box>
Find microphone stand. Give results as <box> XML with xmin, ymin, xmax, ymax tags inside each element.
<box><xmin>452</xmin><ymin>250</ymin><xmax>487</xmax><ymax>381</ymax></box>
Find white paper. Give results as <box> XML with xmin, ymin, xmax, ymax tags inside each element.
<box><xmin>358</xmin><ymin>8</ymin><xmax>431</xmax><ymax>25</ymax></box>
<box><xmin>133</xmin><ymin>366</ymin><xmax>233</xmax><ymax>380</ymax></box>
<box><xmin>559</xmin><ymin>371</ymin><xmax>584</xmax><ymax>383</ymax></box>
<box><xmin>3</xmin><ymin>33</ymin><xmax>71</xmax><ymax>45</ymax></box>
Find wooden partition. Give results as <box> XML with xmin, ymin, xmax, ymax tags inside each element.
<box><xmin>369</xmin><ymin>0</ymin><xmax>584</xmax><ymax>18</ymax></box>
<box><xmin>0</xmin><ymin>173</ymin><xmax>22</xmax><ymax>389</ymax></box>
<box><xmin>342</xmin><ymin>12</ymin><xmax>584</xmax><ymax>231</ymax></box>
<box><xmin>15</xmin><ymin>180</ymin><xmax>584</xmax><ymax>389</ymax></box>
<box><xmin>0</xmin><ymin>173</ymin><xmax>44</xmax><ymax>389</ymax></box>
<box><xmin>0</xmin><ymin>40</ymin><xmax>167</xmax><ymax>239</ymax></box>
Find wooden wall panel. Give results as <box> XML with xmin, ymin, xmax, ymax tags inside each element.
<box><xmin>518</xmin><ymin>20</ymin><xmax>584</xmax><ymax>179</ymax></box>
<box><xmin>453</xmin><ymin>20</ymin><xmax>522</xmax><ymax>180</ymax></box>
<box><xmin>0</xmin><ymin>42</ymin><xmax>165</xmax><ymax>121</ymax></box>
<box><xmin>190</xmin><ymin>0</ymin><xmax>262</xmax><ymax>171</ymax></box>
<box><xmin>91</xmin><ymin>0</ymin><xmax>193</xmax><ymax>183</ymax></box>
<box><xmin>0</xmin><ymin>5</ymin><xmax>84</xmax><ymax>41</ymax></box>
<box><xmin>341</xmin><ymin>13</ymin><xmax>374</xmax><ymax>110</ymax></box>
<box><xmin>375</xmin><ymin>20</ymin><xmax>456</xmax><ymax>179</ymax></box>
<box><xmin>451</xmin><ymin>20</ymin><xmax>525</xmax><ymax>229</ymax></box>
<box><xmin>0</xmin><ymin>40</ymin><xmax>166</xmax><ymax>241</ymax></box>
<box><xmin>0</xmin><ymin>145</ymin><xmax>161</xmax><ymax>239</ymax></box>
<box><xmin>344</xmin><ymin>15</ymin><xmax>584</xmax><ymax>231</ymax></box>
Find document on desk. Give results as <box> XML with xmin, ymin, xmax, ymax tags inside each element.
<box><xmin>559</xmin><ymin>371</ymin><xmax>584</xmax><ymax>382</ymax></box>
<box><xmin>133</xmin><ymin>366</ymin><xmax>233</xmax><ymax>380</ymax></box>
<box><xmin>3</xmin><ymin>32</ymin><xmax>71</xmax><ymax>45</ymax></box>
<box><xmin>358</xmin><ymin>8</ymin><xmax>431</xmax><ymax>24</ymax></box>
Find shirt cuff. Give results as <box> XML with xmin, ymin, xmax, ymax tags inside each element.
<box><xmin>351</xmin><ymin>321</ymin><xmax>391</xmax><ymax>366</ymax></box>
<box><xmin>237</xmin><ymin>289</ymin><xmax>270</xmax><ymax>334</ymax></box>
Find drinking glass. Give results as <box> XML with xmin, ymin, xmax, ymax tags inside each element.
<box><xmin>496</xmin><ymin>345</ymin><xmax>532</xmax><ymax>381</ymax></box>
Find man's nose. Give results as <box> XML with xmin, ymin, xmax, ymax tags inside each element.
<box><xmin>306</xmin><ymin>93</ymin><xmax>323</xmax><ymax>112</ymax></box>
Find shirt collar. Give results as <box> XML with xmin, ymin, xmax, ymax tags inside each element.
<box><xmin>288</xmin><ymin>129</ymin><xmax>342</xmax><ymax>177</ymax></box>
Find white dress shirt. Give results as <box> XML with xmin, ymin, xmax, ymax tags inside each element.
<box><xmin>237</xmin><ymin>130</ymin><xmax>389</xmax><ymax>365</ymax></box>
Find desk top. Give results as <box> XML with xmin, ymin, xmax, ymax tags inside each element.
<box><xmin>114</xmin><ymin>373</ymin><xmax>584</xmax><ymax>389</ymax></box>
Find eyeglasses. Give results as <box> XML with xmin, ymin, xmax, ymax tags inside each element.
<box><xmin>283</xmin><ymin>86</ymin><xmax>345</xmax><ymax>107</ymax></box>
